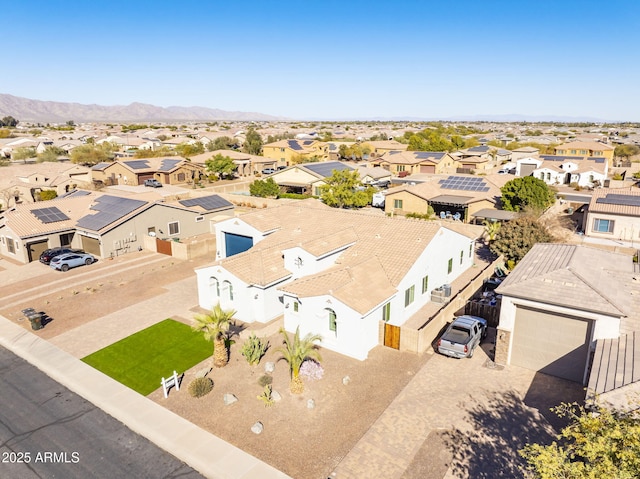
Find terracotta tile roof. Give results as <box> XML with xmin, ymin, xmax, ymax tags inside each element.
<box><xmin>215</xmin><ymin>200</ymin><xmax>478</xmax><ymax>306</ymax></box>
<box><xmin>496</xmin><ymin>243</ymin><xmax>635</xmax><ymax>317</ymax></box>
<box><xmin>555</xmin><ymin>140</ymin><xmax>614</xmax><ymax>152</ymax></box>
<box><xmin>588</xmin><ymin>188</ymin><xmax>640</xmax><ymax>217</ymax></box>
<box><xmin>378</xmin><ymin>151</ymin><xmax>449</xmax><ymax>165</ymax></box>
<box><xmin>280</xmin><ymin>256</ymin><xmax>397</xmax><ymax>314</ymax></box>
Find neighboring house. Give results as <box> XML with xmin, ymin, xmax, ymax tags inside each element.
<box><xmin>511</xmin><ymin>146</ymin><xmax>540</xmax><ymax>161</ymax></box>
<box><xmin>0</xmin><ymin>191</ymin><xmax>234</xmax><ymax>262</ymax></box>
<box><xmin>362</xmin><ymin>140</ymin><xmax>408</xmax><ymax>158</ymax></box>
<box><xmin>373</xmin><ymin>151</ymin><xmax>459</xmax><ymax>176</ymax></box>
<box><xmin>516</xmin><ymin>155</ymin><xmax>608</xmax><ymax>187</ymax></box>
<box><xmin>0</xmin><ymin>163</ymin><xmax>92</xmax><ymax>207</ymax></box>
<box><xmin>584</xmin><ymin>188</ymin><xmax>640</xmax><ymax>242</ymax></box>
<box><xmin>267</xmin><ymin>161</ymin><xmax>354</xmax><ymax>195</ymax></box>
<box><xmin>354</xmin><ymin>165</ymin><xmax>392</xmax><ymax>185</ymax></box>
<box><xmin>495</xmin><ymin>243</ymin><xmax>640</xmax><ymax>384</ymax></box>
<box><xmin>383</xmin><ymin>174</ymin><xmax>507</xmax><ymax>222</ymax></box>
<box><xmin>554</xmin><ymin>140</ymin><xmax>615</xmax><ymax>167</ymax></box>
<box><xmin>191</xmin><ymin>150</ymin><xmax>271</xmax><ymax>177</ymax></box>
<box><xmin>195</xmin><ymin>200</ymin><xmax>478</xmax><ymax>360</ymax></box>
<box><xmin>262</xmin><ymin>139</ymin><xmax>329</xmax><ymax>166</ymax></box>
<box><xmin>91</xmin><ymin>157</ymin><xmax>205</xmax><ymax>186</ymax></box>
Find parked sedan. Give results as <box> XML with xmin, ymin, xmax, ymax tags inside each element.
<box><xmin>39</xmin><ymin>247</ymin><xmax>83</xmax><ymax>265</ymax></box>
<box><xmin>50</xmin><ymin>252</ymin><xmax>95</xmax><ymax>272</ymax></box>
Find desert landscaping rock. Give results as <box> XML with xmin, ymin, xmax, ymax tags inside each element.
<box><xmin>264</xmin><ymin>361</ymin><xmax>275</xmax><ymax>373</ymax></box>
<box><xmin>223</xmin><ymin>393</ymin><xmax>238</xmax><ymax>405</ymax></box>
<box><xmin>271</xmin><ymin>390</ymin><xmax>282</xmax><ymax>402</ymax></box>
<box><xmin>342</xmin><ymin>375</ymin><xmax>351</xmax><ymax>385</ymax></box>
<box><xmin>307</xmin><ymin>399</ymin><xmax>315</xmax><ymax>409</ymax></box>
<box><xmin>251</xmin><ymin>421</ymin><xmax>264</xmax><ymax>434</ymax></box>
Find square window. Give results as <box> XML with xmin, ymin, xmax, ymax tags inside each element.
<box><xmin>593</xmin><ymin>218</ymin><xmax>614</xmax><ymax>233</ymax></box>
<box><xmin>168</xmin><ymin>221</ymin><xmax>180</xmax><ymax>235</ymax></box>
<box><xmin>394</xmin><ymin>199</ymin><xmax>403</xmax><ymax>209</ymax></box>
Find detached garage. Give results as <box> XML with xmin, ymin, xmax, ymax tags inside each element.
<box><xmin>510</xmin><ymin>307</ymin><xmax>592</xmax><ymax>383</ymax></box>
<box><xmin>495</xmin><ymin>243</ymin><xmax>634</xmax><ymax>385</ymax></box>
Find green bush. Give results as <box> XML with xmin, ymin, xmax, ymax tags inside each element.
<box><xmin>249</xmin><ymin>177</ymin><xmax>280</xmax><ymax>198</ymax></box>
<box><xmin>38</xmin><ymin>190</ymin><xmax>58</xmax><ymax>201</ymax></box>
<box><xmin>279</xmin><ymin>192</ymin><xmax>313</xmax><ymax>199</ymax></box>
<box><xmin>188</xmin><ymin>377</ymin><xmax>213</xmax><ymax>398</ymax></box>
<box><xmin>612</xmin><ymin>173</ymin><xmax>624</xmax><ymax>181</ymax></box>
<box><xmin>241</xmin><ymin>333</ymin><xmax>269</xmax><ymax>366</ymax></box>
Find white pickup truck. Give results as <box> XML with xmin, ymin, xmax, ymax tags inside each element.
<box><xmin>437</xmin><ymin>315</ymin><xmax>487</xmax><ymax>359</ymax></box>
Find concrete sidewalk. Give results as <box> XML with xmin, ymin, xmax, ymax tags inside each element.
<box><xmin>0</xmin><ymin>316</ymin><xmax>290</xmax><ymax>479</ymax></box>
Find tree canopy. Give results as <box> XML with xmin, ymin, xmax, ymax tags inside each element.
<box><xmin>501</xmin><ymin>176</ymin><xmax>556</xmax><ymax>212</ymax></box>
<box><xmin>521</xmin><ymin>402</ymin><xmax>640</xmax><ymax>479</ymax></box>
<box><xmin>319</xmin><ymin>169</ymin><xmax>371</xmax><ymax>208</ymax></box>
<box><xmin>12</xmin><ymin>147</ymin><xmax>36</xmax><ymax>163</ymax></box>
<box><xmin>37</xmin><ymin>146</ymin><xmax>67</xmax><ymax>163</ymax></box>
<box><xmin>70</xmin><ymin>143</ymin><xmax>117</xmax><ymax>166</ymax></box>
<box><xmin>614</xmin><ymin>144</ymin><xmax>640</xmax><ymax>160</ymax></box>
<box><xmin>205</xmin><ymin>153</ymin><xmax>236</xmax><ymax>179</ymax></box>
<box><xmin>249</xmin><ymin>177</ymin><xmax>281</xmax><ymax>198</ymax></box>
<box><xmin>175</xmin><ymin>141</ymin><xmax>204</xmax><ymax>158</ymax></box>
<box><xmin>243</xmin><ymin>127</ymin><xmax>263</xmax><ymax>155</ymax></box>
<box><xmin>490</xmin><ymin>215</ymin><xmax>555</xmax><ymax>265</ymax></box>
<box><xmin>0</xmin><ymin>116</ymin><xmax>18</xmax><ymax>127</ymax></box>
<box><xmin>207</xmin><ymin>136</ymin><xmax>236</xmax><ymax>152</ymax></box>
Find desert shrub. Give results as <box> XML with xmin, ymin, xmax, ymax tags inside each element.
<box><xmin>188</xmin><ymin>377</ymin><xmax>213</xmax><ymax>398</ymax></box>
<box><xmin>279</xmin><ymin>192</ymin><xmax>313</xmax><ymax>199</ymax></box>
<box><xmin>241</xmin><ymin>333</ymin><xmax>269</xmax><ymax>365</ymax></box>
<box><xmin>612</xmin><ymin>173</ymin><xmax>624</xmax><ymax>180</ymax></box>
<box><xmin>257</xmin><ymin>384</ymin><xmax>274</xmax><ymax>407</ymax></box>
<box><xmin>258</xmin><ymin>374</ymin><xmax>273</xmax><ymax>387</ymax></box>
<box><xmin>299</xmin><ymin>359</ymin><xmax>324</xmax><ymax>381</ymax></box>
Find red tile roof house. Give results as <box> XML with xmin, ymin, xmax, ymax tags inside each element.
<box><xmin>195</xmin><ymin>200</ymin><xmax>481</xmax><ymax>360</ymax></box>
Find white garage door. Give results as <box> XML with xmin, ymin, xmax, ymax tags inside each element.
<box><xmin>511</xmin><ymin>307</ymin><xmax>592</xmax><ymax>383</ymax></box>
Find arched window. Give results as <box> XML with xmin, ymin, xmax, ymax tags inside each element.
<box><xmin>223</xmin><ymin>280</ymin><xmax>234</xmax><ymax>300</ymax></box>
<box><xmin>209</xmin><ymin>277</ymin><xmax>220</xmax><ymax>297</ymax></box>
<box><xmin>326</xmin><ymin>308</ymin><xmax>337</xmax><ymax>334</ymax></box>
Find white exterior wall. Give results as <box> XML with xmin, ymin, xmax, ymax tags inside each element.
<box><xmin>195</xmin><ymin>266</ymin><xmax>289</xmax><ymax>323</ymax></box>
<box><xmin>585</xmin><ymin>212</ymin><xmax>640</xmax><ymax>242</ymax></box>
<box><xmin>283</xmin><ymin>294</ymin><xmax>379</xmax><ymax>361</ymax></box>
<box><xmin>497</xmin><ymin>295</ymin><xmax>621</xmax><ymax>364</ymax></box>
<box><xmin>215</xmin><ymin>217</ymin><xmax>266</xmax><ymax>258</ymax></box>
<box><xmin>282</xmin><ymin>245</ymin><xmax>350</xmax><ymax>279</ymax></box>
<box><xmin>515</xmin><ymin>157</ymin><xmax>542</xmax><ymax>176</ymax></box>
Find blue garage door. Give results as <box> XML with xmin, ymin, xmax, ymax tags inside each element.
<box><xmin>224</xmin><ymin>232</ymin><xmax>253</xmax><ymax>257</ymax></box>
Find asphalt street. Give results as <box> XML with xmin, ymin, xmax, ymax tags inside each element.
<box><xmin>0</xmin><ymin>346</ymin><xmax>204</xmax><ymax>479</ymax></box>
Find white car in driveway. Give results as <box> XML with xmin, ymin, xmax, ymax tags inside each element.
<box><xmin>50</xmin><ymin>252</ymin><xmax>95</xmax><ymax>272</ymax></box>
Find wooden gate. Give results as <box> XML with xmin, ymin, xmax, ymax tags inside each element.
<box><xmin>384</xmin><ymin>323</ymin><xmax>401</xmax><ymax>349</ymax></box>
<box><xmin>156</xmin><ymin>238</ymin><xmax>172</xmax><ymax>256</ymax></box>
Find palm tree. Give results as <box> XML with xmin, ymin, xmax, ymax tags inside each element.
<box><xmin>192</xmin><ymin>303</ymin><xmax>236</xmax><ymax>368</ymax></box>
<box><xmin>277</xmin><ymin>327</ymin><xmax>322</xmax><ymax>394</ymax></box>
<box><xmin>483</xmin><ymin>219</ymin><xmax>501</xmax><ymax>243</ymax></box>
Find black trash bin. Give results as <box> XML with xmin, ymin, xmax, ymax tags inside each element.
<box><xmin>27</xmin><ymin>313</ymin><xmax>43</xmax><ymax>330</ymax></box>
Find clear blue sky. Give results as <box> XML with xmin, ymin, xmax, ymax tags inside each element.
<box><xmin>4</xmin><ymin>0</ymin><xmax>640</xmax><ymax>120</ymax></box>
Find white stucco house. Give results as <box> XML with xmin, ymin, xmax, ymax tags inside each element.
<box><xmin>195</xmin><ymin>200</ymin><xmax>479</xmax><ymax>360</ymax></box>
<box><xmin>495</xmin><ymin>243</ymin><xmax>639</xmax><ymax>385</ymax></box>
<box><xmin>515</xmin><ymin>155</ymin><xmax>607</xmax><ymax>188</ymax></box>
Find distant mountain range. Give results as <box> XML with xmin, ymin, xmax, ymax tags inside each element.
<box><xmin>0</xmin><ymin>94</ymin><xmax>286</xmax><ymax>123</ymax></box>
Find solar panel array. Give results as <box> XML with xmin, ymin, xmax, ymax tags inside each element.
<box><xmin>91</xmin><ymin>162</ymin><xmax>111</xmax><ymax>170</ymax></box>
<box><xmin>438</xmin><ymin>176</ymin><xmax>490</xmax><ymax>192</ymax></box>
<box><xmin>76</xmin><ymin>195</ymin><xmax>147</xmax><ymax>231</ymax></box>
<box><xmin>414</xmin><ymin>151</ymin><xmax>445</xmax><ymax>160</ymax></box>
<box><xmin>287</xmin><ymin>140</ymin><xmax>303</xmax><ymax>151</ymax></box>
<box><xmin>178</xmin><ymin>195</ymin><xmax>233</xmax><ymax>211</ymax></box>
<box><xmin>31</xmin><ymin>207</ymin><xmax>70</xmax><ymax>224</ymax></box>
<box><xmin>304</xmin><ymin>162</ymin><xmax>353</xmax><ymax>178</ymax></box>
<box><xmin>596</xmin><ymin>194</ymin><xmax>640</xmax><ymax>207</ymax></box>
<box><xmin>123</xmin><ymin>160</ymin><xmax>150</xmax><ymax>170</ymax></box>
<box><xmin>159</xmin><ymin>159</ymin><xmax>181</xmax><ymax>171</ymax></box>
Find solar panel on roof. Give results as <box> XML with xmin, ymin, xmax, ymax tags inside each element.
<box><xmin>32</xmin><ymin>207</ymin><xmax>70</xmax><ymax>224</ymax></box>
<box><xmin>440</xmin><ymin>176</ymin><xmax>490</xmax><ymax>192</ymax></box>
<box><xmin>159</xmin><ymin>159</ymin><xmax>181</xmax><ymax>171</ymax></box>
<box><xmin>123</xmin><ymin>160</ymin><xmax>150</xmax><ymax>170</ymax></box>
<box><xmin>304</xmin><ymin>162</ymin><xmax>353</xmax><ymax>178</ymax></box>
<box><xmin>287</xmin><ymin>140</ymin><xmax>303</xmax><ymax>151</ymax></box>
<box><xmin>178</xmin><ymin>195</ymin><xmax>233</xmax><ymax>211</ymax></box>
<box><xmin>77</xmin><ymin>195</ymin><xmax>147</xmax><ymax>231</ymax></box>
<box><xmin>596</xmin><ymin>194</ymin><xmax>640</xmax><ymax>207</ymax></box>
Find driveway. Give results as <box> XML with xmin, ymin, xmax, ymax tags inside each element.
<box><xmin>332</xmin><ymin>329</ymin><xmax>585</xmax><ymax>479</ymax></box>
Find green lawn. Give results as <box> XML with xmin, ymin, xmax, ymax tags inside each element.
<box><xmin>82</xmin><ymin>319</ymin><xmax>212</xmax><ymax>395</ymax></box>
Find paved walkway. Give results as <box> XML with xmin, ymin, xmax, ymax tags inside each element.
<box><xmin>0</xmin><ymin>316</ymin><xmax>290</xmax><ymax>479</ymax></box>
<box><xmin>330</xmin><ymin>331</ymin><xmax>584</xmax><ymax>479</ymax></box>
